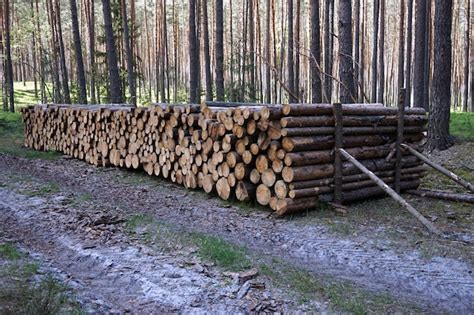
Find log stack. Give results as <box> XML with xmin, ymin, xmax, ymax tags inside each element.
<box><xmin>21</xmin><ymin>102</ymin><xmax>428</xmax><ymax>215</ymax></box>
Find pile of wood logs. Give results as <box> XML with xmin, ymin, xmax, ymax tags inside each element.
<box><xmin>21</xmin><ymin>102</ymin><xmax>428</xmax><ymax>215</ymax></box>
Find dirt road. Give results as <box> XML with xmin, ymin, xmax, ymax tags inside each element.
<box><xmin>1</xmin><ymin>153</ymin><xmax>473</xmax><ymax>313</ymax></box>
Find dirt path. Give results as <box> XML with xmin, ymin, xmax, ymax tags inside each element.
<box><xmin>1</xmin><ymin>153</ymin><xmax>473</xmax><ymax>313</ymax></box>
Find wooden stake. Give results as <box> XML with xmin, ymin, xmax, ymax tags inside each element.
<box><xmin>333</xmin><ymin>103</ymin><xmax>343</xmax><ymax>204</ymax></box>
<box><xmin>401</xmin><ymin>144</ymin><xmax>474</xmax><ymax>193</ymax></box>
<box><xmin>395</xmin><ymin>88</ymin><xmax>406</xmax><ymax>193</ymax></box>
<box><xmin>339</xmin><ymin>148</ymin><xmax>442</xmax><ymax>236</ymax></box>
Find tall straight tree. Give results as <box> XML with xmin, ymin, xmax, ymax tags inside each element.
<box><xmin>87</xmin><ymin>0</ymin><xmax>96</xmax><ymax>103</ymax></box>
<box><xmin>428</xmin><ymin>0</ymin><xmax>453</xmax><ymax>150</ymax></box>
<box><xmin>323</xmin><ymin>0</ymin><xmax>333</xmax><ymax>102</ymax></box>
<box><xmin>121</xmin><ymin>0</ymin><xmax>136</xmax><ymax>105</ymax></box>
<box><xmin>54</xmin><ymin>0</ymin><xmax>71</xmax><ymax>104</ymax></box>
<box><xmin>377</xmin><ymin>0</ymin><xmax>385</xmax><ymax>103</ymax></box>
<box><xmin>353</xmin><ymin>0</ymin><xmax>360</xmax><ymax>100</ymax></box>
<box><xmin>4</xmin><ymin>0</ymin><xmax>14</xmax><ymax>112</ymax></box>
<box><xmin>188</xmin><ymin>0</ymin><xmax>199</xmax><ymax>103</ymax></box>
<box><xmin>311</xmin><ymin>0</ymin><xmax>322</xmax><ymax>103</ymax></box>
<box><xmin>371</xmin><ymin>0</ymin><xmax>379</xmax><ymax>103</ymax></box>
<box><xmin>287</xmin><ymin>0</ymin><xmax>296</xmax><ymax>103</ymax></box>
<box><xmin>338</xmin><ymin>0</ymin><xmax>356</xmax><ymax>103</ymax></box>
<box><xmin>265</xmin><ymin>0</ymin><xmax>272</xmax><ymax>103</ymax></box>
<box><xmin>414</xmin><ymin>0</ymin><xmax>428</xmax><ymax>109</ymax></box>
<box><xmin>463</xmin><ymin>0</ymin><xmax>470</xmax><ymax>112</ymax></box>
<box><xmin>202</xmin><ymin>0</ymin><xmax>213</xmax><ymax>101</ymax></box>
<box><xmin>70</xmin><ymin>0</ymin><xmax>87</xmax><ymax>104</ymax></box>
<box><xmin>101</xmin><ymin>0</ymin><xmax>123</xmax><ymax>103</ymax></box>
<box><xmin>406</xmin><ymin>0</ymin><xmax>413</xmax><ymax>107</ymax></box>
<box><xmin>215</xmin><ymin>0</ymin><xmax>224</xmax><ymax>101</ymax></box>
<box><xmin>248</xmin><ymin>0</ymin><xmax>256</xmax><ymax>101</ymax></box>
<box><xmin>398</xmin><ymin>0</ymin><xmax>406</xmax><ymax>99</ymax></box>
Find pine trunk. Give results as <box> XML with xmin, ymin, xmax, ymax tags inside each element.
<box><xmin>311</xmin><ymin>0</ymin><xmax>322</xmax><ymax>103</ymax></box>
<box><xmin>70</xmin><ymin>0</ymin><xmax>87</xmax><ymax>104</ymax></box>
<box><xmin>338</xmin><ymin>0</ymin><xmax>356</xmax><ymax>103</ymax></box>
<box><xmin>427</xmin><ymin>0</ymin><xmax>453</xmax><ymax>150</ymax></box>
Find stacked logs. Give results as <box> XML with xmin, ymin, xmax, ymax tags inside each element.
<box><xmin>21</xmin><ymin>102</ymin><xmax>428</xmax><ymax>215</ymax></box>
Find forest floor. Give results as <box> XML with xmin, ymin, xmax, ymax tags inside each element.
<box><xmin>1</xmin><ymin>111</ymin><xmax>473</xmax><ymax>313</ymax></box>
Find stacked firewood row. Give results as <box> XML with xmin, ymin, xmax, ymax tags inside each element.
<box><xmin>21</xmin><ymin>103</ymin><xmax>428</xmax><ymax>215</ymax></box>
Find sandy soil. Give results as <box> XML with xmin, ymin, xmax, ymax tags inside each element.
<box><xmin>0</xmin><ymin>150</ymin><xmax>473</xmax><ymax>313</ymax></box>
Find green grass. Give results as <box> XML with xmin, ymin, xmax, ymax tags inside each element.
<box><xmin>0</xmin><ymin>243</ymin><xmax>21</xmax><ymax>260</ymax></box>
<box><xmin>0</xmin><ymin>111</ymin><xmax>60</xmax><ymax>159</ymax></box>
<box><xmin>450</xmin><ymin>112</ymin><xmax>474</xmax><ymax>141</ymax></box>
<box><xmin>23</xmin><ymin>181</ymin><xmax>61</xmax><ymax>197</ymax></box>
<box><xmin>192</xmin><ymin>234</ymin><xmax>251</xmax><ymax>271</ymax></box>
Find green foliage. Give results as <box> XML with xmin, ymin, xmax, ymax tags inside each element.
<box><xmin>0</xmin><ymin>243</ymin><xmax>21</xmax><ymax>260</ymax></box>
<box><xmin>450</xmin><ymin>112</ymin><xmax>474</xmax><ymax>141</ymax></box>
<box><xmin>0</xmin><ymin>111</ymin><xmax>60</xmax><ymax>159</ymax></box>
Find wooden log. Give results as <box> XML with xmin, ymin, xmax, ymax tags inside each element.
<box><xmin>339</xmin><ymin>148</ymin><xmax>441</xmax><ymax>235</ymax></box>
<box><xmin>401</xmin><ymin>144</ymin><xmax>474</xmax><ymax>193</ymax></box>
<box><xmin>236</xmin><ymin>181</ymin><xmax>256</xmax><ymax>201</ymax></box>
<box><xmin>275</xmin><ymin>197</ymin><xmax>319</xmax><ymax>216</ymax></box>
<box><xmin>216</xmin><ymin>177</ymin><xmax>231</xmax><ymax>200</ymax></box>
<box><xmin>282</xmin><ymin>156</ymin><xmax>421</xmax><ymax>182</ymax></box>
<box><xmin>256</xmin><ymin>184</ymin><xmax>272</xmax><ymax>205</ymax></box>
<box><xmin>261</xmin><ymin>169</ymin><xmax>277</xmax><ymax>187</ymax></box>
<box><xmin>406</xmin><ymin>189</ymin><xmax>474</xmax><ymax>204</ymax></box>
<box><xmin>280</xmin><ymin>115</ymin><xmax>427</xmax><ymax>128</ymax></box>
<box><xmin>281</xmin><ymin>126</ymin><xmax>425</xmax><ymax>137</ymax></box>
<box><xmin>281</xmin><ymin>103</ymin><xmax>426</xmax><ymax>116</ymax></box>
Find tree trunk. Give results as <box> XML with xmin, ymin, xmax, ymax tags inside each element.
<box><xmin>338</xmin><ymin>0</ymin><xmax>356</xmax><ymax>103</ymax></box>
<box><xmin>248</xmin><ymin>0</ymin><xmax>256</xmax><ymax>102</ymax></box>
<box><xmin>121</xmin><ymin>0</ymin><xmax>136</xmax><ymax>105</ymax></box>
<box><xmin>311</xmin><ymin>0</ymin><xmax>322</xmax><ymax>103</ymax></box>
<box><xmin>189</xmin><ymin>0</ymin><xmax>199</xmax><ymax>103</ymax></box>
<box><xmin>55</xmin><ymin>0</ymin><xmax>71</xmax><ymax>104</ymax></box>
<box><xmin>427</xmin><ymin>0</ymin><xmax>453</xmax><ymax>150</ymax></box>
<box><xmin>377</xmin><ymin>0</ymin><xmax>385</xmax><ymax>104</ymax></box>
<box><xmin>463</xmin><ymin>0</ymin><xmax>470</xmax><ymax>112</ymax></box>
<box><xmin>353</xmin><ymin>0</ymin><xmax>360</xmax><ymax>101</ymax></box>
<box><xmin>414</xmin><ymin>0</ymin><xmax>428</xmax><ymax>110</ymax></box>
<box><xmin>287</xmin><ymin>0</ymin><xmax>296</xmax><ymax>103</ymax></box>
<box><xmin>324</xmin><ymin>0</ymin><xmax>334</xmax><ymax>103</ymax></box>
<box><xmin>4</xmin><ymin>0</ymin><xmax>14</xmax><ymax>112</ymax></box>
<box><xmin>202</xmin><ymin>0</ymin><xmax>213</xmax><ymax>101</ymax></box>
<box><xmin>88</xmin><ymin>0</ymin><xmax>96</xmax><ymax>104</ymax></box>
<box><xmin>70</xmin><ymin>0</ymin><xmax>87</xmax><ymax>104</ymax></box>
<box><xmin>215</xmin><ymin>0</ymin><xmax>224</xmax><ymax>101</ymax></box>
<box><xmin>294</xmin><ymin>0</ymin><xmax>300</xmax><ymax>101</ymax></box>
<box><xmin>398</xmin><ymin>0</ymin><xmax>406</xmax><ymax>97</ymax></box>
<box><xmin>371</xmin><ymin>0</ymin><xmax>379</xmax><ymax>103</ymax></box>
<box><xmin>406</xmin><ymin>0</ymin><xmax>413</xmax><ymax>107</ymax></box>
<box><xmin>265</xmin><ymin>0</ymin><xmax>272</xmax><ymax>103</ymax></box>
<box><xmin>101</xmin><ymin>0</ymin><xmax>123</xmax><ymax>103</ymax></box>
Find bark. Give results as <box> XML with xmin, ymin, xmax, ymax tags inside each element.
<box><xmin>248</xmin><ymin>0</ymin><xmax>256</xmax><ymax>102</ymax></box>
<box><xmin>189</xmin><ymin>0</ymin><xmax>199</xmax><ymax>103</ymax></box>
<box><xmin>88</xmin><ymin>0</ymin><xmax>96</xmax><ymax>104</ymax></box>
<box><xmin>398</xmin><ymin>0</ymin><xmax>406</xmax><ymax>97</ymax></box>
<box><xmin>427</xmin><ymin>0</ymin><xmax>453</xmax><ymax>150</ymax></box>
<box><xmin>215</xmin><ymin>0</ymin><xmax>224</xmax><ymax>101</ymax></box>
<box><xmin>377</xmin><ymin>0</ymin><xmax>385</xmax><ymax>104</ymax></box>
<box><xmin>323</xmin><ymin>0</ymin><xmax>334</xmax><ymax>103</ymax></box>
<box><xmin>311</xmin><ymin>0</ymin><xmax>322</xmax><ymax>103</ymax></box>
<box><xmin>414</xmin><ymin>0</ymin><xmax>428</xmax><ymax>109</ymax></box>
<box><xmin>371</xmin><ymin>0</ymin><xmax>379</xmax><ymax>103</ymax></box>
<box><xmin>55</xmin><ymin>0</ymin><xmax>71</xmax><ymax>104</ymax></box>
<box><xmin>4</xmin><ymin>0</ymin><xmax>14</xmax><ymax>112</ymax></box>
<box><xmin>70</xmin><ymin>0</ymin><xmax>87</xmax><ymax>104</ymax></box>
<box><xmin>287</xmin><ymin>0</ymin><xmax>296</xmax><ymax>103</ymax></box>
<box><xmin>101</xmin><ymin>0</ymin><xmax>124</xmax><ymax>103</ymax></box>
<box><xmin>121</xmin><ymin>0</ymin><xmax>136</xmax><ymax>105</ymax></box>
<box><xmin>265</xmin><ymin>0</ymin><xmax>271</xmax><ymax>103</ymax></box>
<box><xmin>463</xmin><ymin>0</ymin><xmax>470</xmax><ymax>112</ymax></box>
<box><xmin>353</xmin><ymin>0</ymin><xmax>360</xmax><ymax>101</ymax></box>
<box><xmin>338</xmin><ymin>0</ymin><xmax>356</xmax><ymax>103</ymax></box>
<box><xmin>406</xmin><ymin>0</ymin><xmax>413</xmax><ymax>107</ymax></box>
<box><xmin>202</xmin><ymin>0</ymin><xmax>213</xmax><ymax>101</ymax></box>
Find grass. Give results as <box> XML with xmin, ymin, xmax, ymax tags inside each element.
<box><xmin>450</xmin><ymin>112</ymin><xmax>474</xmax><ymax>141</ymax></box>
<box><xmin>0</xmin><ymin>111</ymin><xmax>60</xmax><ymax>159</ymax></box>
<box><xmin>23</xmin><ymin>181</ymin><xmax>61</xmax><ymax>197</ymax></box>
<box><xmin>0</xmin><ymin>243</ymin><xmax>21</xmax><ymax>260</ymax></box>
<box><xmin>259</xmin><ymin>260</ymin><xmax>413</xmax><ymax>314</ymax></box>
<box><xmin>0</xmin><ymin>243</ymin><xmax>82</xmax><ymax>315</ymax></box>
